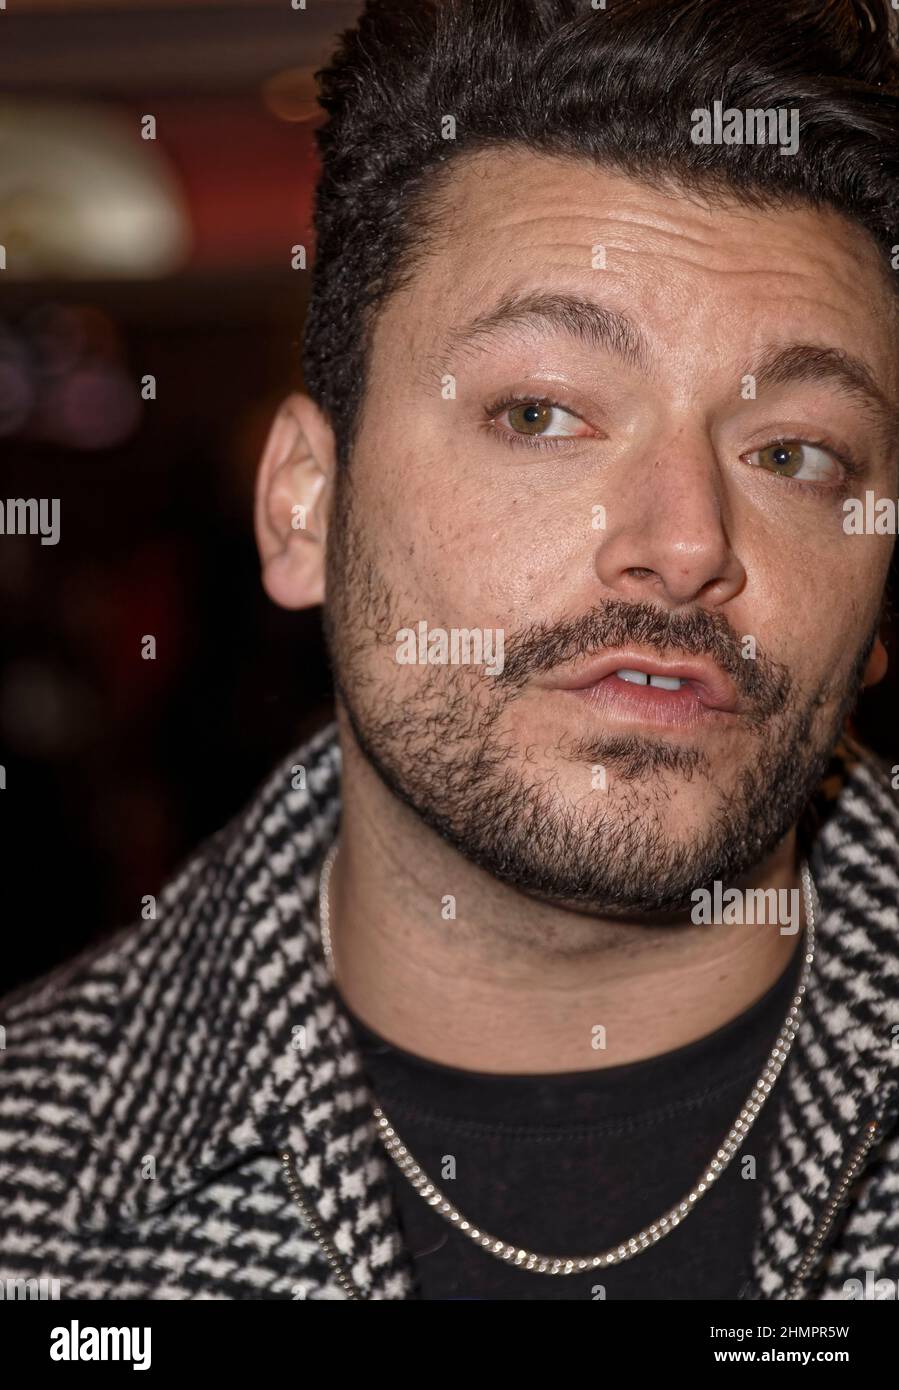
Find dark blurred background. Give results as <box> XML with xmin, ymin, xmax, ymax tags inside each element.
<box><xmin>1</xmin><ymin>0</ymin><xmax>897</xmax><ymax>995</ymax></box>
<box><xmin>0</xmin><ymin>0</ymin><xmax>363</xmax><ymax>993</ymax></box>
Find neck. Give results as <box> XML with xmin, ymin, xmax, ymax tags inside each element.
<box><xmin>329</xmin><ymin>722</ymin><xmax>804</xmax><ymax>1074</ymax></box>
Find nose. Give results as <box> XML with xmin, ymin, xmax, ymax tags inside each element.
<box><xmin>594</xmin><ymin>432</ymin><xmax>746</xmax><ymax>609</ymax></box>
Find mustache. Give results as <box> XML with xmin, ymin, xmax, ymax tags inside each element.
<box><xmin>496</xmin><ymin>599</ymin><xmax>793</xmax><ymax>719</ymax></box>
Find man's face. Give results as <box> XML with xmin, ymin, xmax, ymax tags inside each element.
<box><xmin>324</xmin><ymin>150</ymin><xmax>898</xmax><ymax>914</ymax></box>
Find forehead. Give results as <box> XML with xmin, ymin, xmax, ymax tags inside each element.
<box><xmin>372</xmin><ymin>146</ymin><xmax>899</xmax><ymax>383</ymax></box>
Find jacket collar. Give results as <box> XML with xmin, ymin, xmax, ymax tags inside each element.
<box><xmin>747</xmin><ymin>738</ymin><xmax>899</xmax><ymax>1297</ymax></box>
<box><xmin>66</xmin><ymin>722</ymin><xmax>414</xmax><ymax>1297</ymax></box>
<box><xmin>66</xmin><ymin>723</ymin><xmax>899</xmax><ymax>1300</ymax></box>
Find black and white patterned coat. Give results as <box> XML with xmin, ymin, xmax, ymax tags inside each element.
<box><xmin>1</xmin><ymin>723</ymin><xmax>898</xmax><ymax>1300</ymax></box>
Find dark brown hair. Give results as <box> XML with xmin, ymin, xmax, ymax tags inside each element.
<box><xmin>302</xmin><ymin>0</ymin><xmax>899</xmax><ymax>464</ymax></box>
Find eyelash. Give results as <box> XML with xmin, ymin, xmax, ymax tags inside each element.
<box><xmin>481</xmin><ymin>395</ymin><xmax>589</xmax><ymax>453</ymax></box>
<box><xmin>482</xmin><ymin>397</ymin><xmax>864</xmax><ymax>492</ymax></box>
<box><xmin>744</xmin><ymin>437</ymin><xmax>862</xmax><ymax>498</ymax></box>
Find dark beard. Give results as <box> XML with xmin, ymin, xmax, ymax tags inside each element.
<box><xmin>323</xmin><ymin>475</ymin><xmax>876</xmax><ymax>917</ymax></box>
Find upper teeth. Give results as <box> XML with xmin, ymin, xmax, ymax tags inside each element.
<box><xmin>616</xmin><ymin>669</ymin><xmax>683</xmax><ymax>690</ymax></box>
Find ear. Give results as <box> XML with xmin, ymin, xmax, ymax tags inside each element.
<box><xmin>254</xmin><ymin>393</ymin><xmax>336</xmax><ymax>609</ymax></box>
<box><xmin>861</xmin><ymin>634</ymin><xmax>889</xmax><ymax>689</ymax></box>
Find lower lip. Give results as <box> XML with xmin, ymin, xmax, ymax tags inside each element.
<box><xmin>564</xmin><ymin>674</ymin><xmax>731</xmax><ymax>729</ymax></box>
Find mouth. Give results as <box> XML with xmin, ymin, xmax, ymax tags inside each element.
<box><xmin>543</xmin><ymin>649</ymin><xmax>739</xmax><ymax>729</ymax></box>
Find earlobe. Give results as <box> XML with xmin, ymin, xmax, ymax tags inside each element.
<box><xmin>254</xmin><ymin>392</ymin><xmax>336</xmax><ymax>610</ymax></box>
<box><xmin>861</xmin><ymin>635</ymin><xmax>889</xmax><ymax>689</ymax></box>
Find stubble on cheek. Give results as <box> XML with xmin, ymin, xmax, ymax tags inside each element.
<box><xmin>323</xmin><ymin>467</ymin><xmax>882</xmax><ymax>912</ymax></box>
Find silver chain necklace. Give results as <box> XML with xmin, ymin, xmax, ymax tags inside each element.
<box><xmin>318</xmin><ymin>839</ymin><xmax>817</xmax><ymax>1277</ymax></box>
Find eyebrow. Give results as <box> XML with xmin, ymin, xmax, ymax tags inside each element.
<box><xmin>749</xmin><ymin>343</ymin><xmax>899</xmax><ymax>450</ymax></box>
<box><xmin>438</xmin><ymin>291</ymin><xmax>651</xmax><ymax>372</ymax></box>
<box><xmin>435</xmin><ymin>290</ymin><xmax>897</xmax><ymax>450</ymax></box>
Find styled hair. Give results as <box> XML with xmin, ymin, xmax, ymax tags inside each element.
<box><xmin>302</xmin><ymin>0</ymin><xmax>899</xmax><ymax>464</ymax></box>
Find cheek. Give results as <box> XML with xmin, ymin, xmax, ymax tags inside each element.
<box><xmin>745</xmin><ymin>532</ymin><xmax>888</xmax><ymax>681</ymax></box>
<box><xmin>359</xmin><ymin>446</ymin><xmax>547</xmax><ymax>622</ymax></box>
<box><xmin>428</xmin><ymin>514</ymin><xmax>586</xmax><ymax>627</ymax></box>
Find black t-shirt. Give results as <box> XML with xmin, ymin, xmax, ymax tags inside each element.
<box><xmin>340</xmin><ymin>938</ymin><xmax>803</xmax><ymax>1300</ymax></box>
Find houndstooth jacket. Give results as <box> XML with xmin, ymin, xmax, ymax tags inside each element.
<box><xmin>1</xmin><ymin>721</ymin><xmax>898</xmax><ymax>1301</ymax></box>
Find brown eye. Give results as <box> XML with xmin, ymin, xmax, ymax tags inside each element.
<box><xmin>748</xmin><ymin>441</ymin><xmax>839</xmax><ymax>483</ymax></box>
<box><xmin>508</xmin><ymin>402</ymin><xmax>553</xmax><ymax>435</ymax></box>
<box><xmin>758</xmin><ymin>443</ymin><xmax>804</xmax><ymax>476</ymax></box>
<box><xmin>498</xmin><ymin>401</ymin><xmax>587</xmax><ymax>439</ymax></box>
